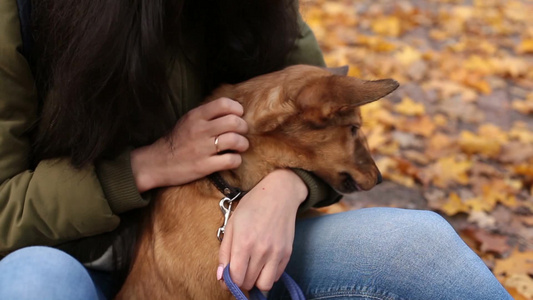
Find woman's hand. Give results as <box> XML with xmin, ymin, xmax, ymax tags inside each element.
<box><xmin>131</xmin><ymin>98</ymin><xmax>249</xmax><ymax>192</ymax></box>
<box><xmin>217</xmin><ymin>169</ymin><xmax>308</xmax><ymax>292</ymax></box>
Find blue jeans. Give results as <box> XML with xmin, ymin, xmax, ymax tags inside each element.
<box><xmin>270</xmin><ymin>208</ymin><xmax>511</xmax><ymax>299</ymax></box>
<box><xmin>0</xmin><ymin>246</ymin><xmax>106</xmax><ymax>300</ymax></box>
<box><xmin>0</xmin><ymin>208</ymin><xmax>511</xmax><ymax>299</ymax></box>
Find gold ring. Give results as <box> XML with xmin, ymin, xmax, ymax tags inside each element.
<box><xmin>214</xmin><ymin>136</ymin><xmax>220</xmax><ymax>154</ymax></box>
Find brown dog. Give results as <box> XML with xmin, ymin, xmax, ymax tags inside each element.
<box><xmin>115</xmin><ymin>65</ymin><xmax>398</xmax><ymax>299</ymax></box>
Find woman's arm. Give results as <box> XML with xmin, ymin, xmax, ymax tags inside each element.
<box><xmin>0</xmin><ymin>1</ymin><xmax>122</xmax><ymax>255</ymax></box>
<box><xmin>218</xmin><ymin>169</ymin><xmax>308</xmax><ymax>291</ymax></box>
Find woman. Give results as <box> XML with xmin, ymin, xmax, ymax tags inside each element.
<box><xmin>0</xmin><ymin>0</ymin><xmax>511</xmax><ymax>299</ymax></box>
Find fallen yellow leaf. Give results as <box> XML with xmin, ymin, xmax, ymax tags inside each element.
<box><xmin>505</xmin><ymin>274</ymin><xmax>533</xmax><ymax>300</ymax></box>
<box><xmin>493</xmin><ymin>56</ymin><xmax>529</xmax><ymax>79</ymax></box>
<box><xmin>429</xmin><ymin>29</ymin><xmax>450</xmax><ymax>41</ymax></box>
<box><xmin>459</xmin><ymin>130</ymin><xmax>501</xmax><ymax>158</ymax></box>
<box><xmin>512</xmin><ymin>98</ymin><xmax>533</xmax><ymax>115</ymax></box>
<box><xmin>431</xmin><ymin>156</ymin><xmax>473</xmax><ymax>188</ymax></box>
<box><xmin>509</xmin><ymin>122</ymin><xmax>533</xmax><ymax>144</ymax></box>
<box><xmin>428</xmin><ymin>133</ymin><xmax>454</xmax><ymax>151</ymax></box>
<box><xmin>347</xmin><ymin>65</ymin><xmax>361</xmax><ymax>78</ymax></box>
<box><xmin>513</xmin><ymin>163</ymin><xmax>533</xmax><ymax>178</ymax></box>
<box><xmin>375</xmin><ymin>156</ymin><xmax>398</xmax><ymax>175</ymax></box>
<box><xmin>464</xmin><ymin>75</ymin><xmax>492</xmax><ymax>94</ymax></box>
<box><xmin>375</xmin><ymin>157</ymin><xmax>416</xmax><ymax>188</ymax></box>
<box><xmin>433</xmin><ymin>114</ymin><xmax>448</xmax><ymax>127</ymax></box>
<box><xmin>395</xmin><ymin>97</ymin><xmax>425</xmax><ymax>116</ymax></box>
<box><xmin>377</xmin><ymin>141</ymin><xmax>400</xmax><ymax>156</ymax></box>
<box><xmin>453</xmin><ymin>6</ymin><xmax>474</xmax><ymax>21</ymax></box>
<box><xmin>464</xmin><ymin>55</ymin><xmax>494</xmax><ymax>76</ymax></box>
<box><xmin>396</xmin><ymin>116</ymin><xmax>436</xmax><ymax>137</ymax></box>
<box><xmin>504</xmin><ymin>178</ymin><xmax>523</xmax><ymax>191</ymax></box>
<box><xmin>441</xmin><ymin>192</ymin><xmax>470</xmax><ymax>216</ymax></box>
<box><xmin>365</xmin><ymin>126</ymin><xmax>389</xmax><ymax>151</ymax></box>
<box><xmin>302</xmin><ymin>6</ymin><xmax>324</xmax><ymax>29</ymax></box>
<box><xmin>386</xmin><ymin>171</ymin><xmax>416</xmax><ymax>188</ymax></box>
<box><xmin>465</xmin><ymin>196</ymin><xmax>495</xmax><ymax>212</ymax></box>
<box><xmin>356</xmin><ymin>35</ymin><xmax>397</xmax><ymax>52</ymax></box>
<box><xmin>516</xmin><ymin>39</ymin><xmax>533</xmax><ymax>54</ymax></box>
<box><xmin>494</xmin><ymin>248</ymin><xmax>533</xmax><ymax>278</ymax></box>
<box><xmin>482</xmin><ymin>184</ymin><xmax>517</xmax><ymax>210</ymax></box>
<box><xmin>507</xmin><ymin>287</ymin><xmax>530</xmax><ymax>300</ymax></box>
<box><xmin>478</xmin><ymin>123</ymin><xmax>509</xmax><ymax>144</ymax></box>
<box><xmin>371</xmin><ymin>16</ymin><xmax>402</xmax><ymax>37</ymax></box>
<box><xmin>403</xmin><ymin>150</ymin><xmax>431</xmax><ymax>165</ymax></box>
<box><xmin>503</xmin><ymin>0</ymin><xmax>529</xmax><ymax>22</ymax></box>
<box><xmin>395</xmin><ymin>46</ymin><xmax>422</xmax><ymax>66</ymax></box>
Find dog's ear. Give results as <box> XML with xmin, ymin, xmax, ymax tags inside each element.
<box><xmin>296</xmin><ymin>75</ymin><xmax>399</xmax><ymax>122</ymax></box>
<box><xmin>342</xmin><ymin>77</ymin><xmax>400</xmax><ymax>106</ymax></box>
<box><xmin>246</xmin><ymin>86</ymin><xmax>298</xmax><ymax>133</ymax></box>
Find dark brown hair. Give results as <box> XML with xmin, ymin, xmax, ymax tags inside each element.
<box><xmin>32</xmin><ymin>0</ymin><xmax>299</xmax><ymax>167</ymax></box>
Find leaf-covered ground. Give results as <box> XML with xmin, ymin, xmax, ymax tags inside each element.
<box><xmin>300</xmin><ymin>0</ymin><xmax>533</xmax><ymax>298</ymax></box>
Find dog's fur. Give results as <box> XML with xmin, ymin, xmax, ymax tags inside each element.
<box><xmin>115</xmin><ymin>65</ymin><xmax>398</xmax><ymax>299</ymax></box>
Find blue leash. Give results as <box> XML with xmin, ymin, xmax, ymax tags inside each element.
<box><xmin>223</xmin><ymin>264</ymin><xmax>306</xmax><ymax>300</ymax></box>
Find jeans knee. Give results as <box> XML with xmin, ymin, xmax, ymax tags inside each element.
<box><xmin>381</xmin><ymin>209</ymin><xmax>458</xmax><ymax>246</ymax></box>
<box><xmin>344</xmin><ymin>208</ymin><xmax>464</xmax><ymax>258</ymax></box>
<box><xmin>290</xmin><ymin>208</ymin><xmax>510</xmax><ymax>300</ymax></box>
<box><xmin>400</xmin><ymin>210</ymin><xmax>458</xmax><ymax>240</ymax></box>
<box><xmin>0</xmin><ymin>246</ymin><xmax>99</xmax><ymax>300</ymax></box>
<box><xmin>376</xmin><ymin>209</ymin><xmax>479</xmax><ymax>267</ymax></box>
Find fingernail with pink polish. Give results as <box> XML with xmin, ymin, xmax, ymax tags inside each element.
<box><xmin>217</xmin><ymin>264</ymin><xmax>224</xmax><ymax>280</ymax></box>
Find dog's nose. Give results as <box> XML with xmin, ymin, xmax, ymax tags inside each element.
<box><xmin>376</xmin><ymin>172</ymin><xmax>383</xmax><ymax>185</ymax></box>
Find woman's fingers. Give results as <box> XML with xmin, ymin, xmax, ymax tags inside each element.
<box><xmin>210</xmin><ymin>133</ymin><xmax>249</xmax><ymax>155</ymax></box>
<box><xmin>218</xmin><ymin>222</ymin><xmax>233</xmax><ymax>289</ymax></box>
<box><xmin>255</xmin><ymin>260</ymin><xmax>283</xmax><ymax>292</ymax></box>
<box><xmin>218</xmin><ymin>221</ymin><xmax>253</xmax><ymax>290</ymax></box>
<box><xmin>196</xmin><ymin>97</ymin><xmax>244</xmax><ymax>120</ymax></box>
<box><xmin>206</xmin><ymin>153</ymin><xmax>242</xmax><ymax>171</ymax></box>
<box><xmin>209</xmin><ymin>114</ymin><xmax>249</xmax><ymax>136</ymax></box>
<box><xmin>246</xmin><ymin>242</ymin><xmax>291</xmax><ymax>291</ymax></box>
<box><xmin>228</xmin><ymin>239</ymin><xmax>251</xmax><ymax>288</ymax></box>
<box><xmin>230</xmin><ymin>242</ymin><xmax>288</xmax><ymax>291</ymax></box>
<box><xmin>190</xmin><ymin>98</ymin><xmax>248</xmax><ymax>155</ymax></box>
<box><xmin>275</xmin><ymin>255</ymin><xmax>291</xmax><ymax>281</ymax></box>
<box><xmin>241</xmin><ymin>249</ymin><xmax>268</xmax><ymax>291</ymax></box>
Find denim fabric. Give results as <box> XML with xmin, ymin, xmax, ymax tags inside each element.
<box><xmin>0</xmin><ymin>208</ymin><xmax>511</xmax><ymax>300</ymax></box>
<box><xmin>269</xmin><ymin>208</ymin><xmax>511</xmax><ymax>300</ymax></box>
<box><xmin>0</xmin><ymin>246</ymin><xmax>103</xmax><ymax>300</ymax></box>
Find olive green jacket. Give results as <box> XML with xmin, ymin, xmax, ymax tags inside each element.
<box><xmin>0</xmin><ymin>0</ymin><xmax>340</xmax><ymax>260</ymax></box>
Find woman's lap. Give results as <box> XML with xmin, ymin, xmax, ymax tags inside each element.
<box><xmin>0</xmin><ymin>208</ymin><xmax>511</xmax><ymax>300</ymax></box>
<box><xmin>0</xmin><ymin>246</ymin><xmax>105</xmax><ymax>300</ymax></box>
<box><xmin>269</xmin><ymin>207</ymin><xmax>511</xmax><ymax>300</ymax></box>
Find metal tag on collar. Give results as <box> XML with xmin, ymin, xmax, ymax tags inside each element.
<box><xmin>216</xmin><ymin>192</ymin><xmax>241</xmax><ymax>241</ymax></box>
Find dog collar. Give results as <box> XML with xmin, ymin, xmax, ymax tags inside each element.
<box><xmin>208</xmin><ymin>173</ymin><xmax>247</xmax><ymax>241</ymax></box>
<box><xmin>207</xmin><ymin>173</ymin><xmax>245</xmax><ymax>200</ymax></box>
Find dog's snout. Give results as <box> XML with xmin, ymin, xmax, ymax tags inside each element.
<box><xmin>340</xmin><ymin>172</ymin><xmax>360</xmax><ymax>193</ymax></box>
<box><xmin>377</xmin><ymin>171</ymin><xmax>383</xmax><ymax>185</ymax></box>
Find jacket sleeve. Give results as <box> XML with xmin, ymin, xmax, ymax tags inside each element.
<box><xmin>0</xmin><ymin>0</ymin><xmax>147</xmax><ymax>255</ymax></box>
<box><xmin>285</xmin><ymin>8</ymin><xmax>342</xmax><ymax>211</ymax></box>
<box><xmin>285</xmin><ymin>11</ymin><xmax>327</xmax><ymax>68</ymax></box>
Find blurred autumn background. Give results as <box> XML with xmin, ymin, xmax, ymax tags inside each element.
<box><xmin>299</xmin><ymin>0</ymin><xmax>533</xmax><ymax>298</ymax></box>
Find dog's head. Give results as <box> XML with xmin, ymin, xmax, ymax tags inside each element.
<box><xmin>214</xmin><ymin>65</ymin><xmax>399</xmax><ymax>194</ymax></box>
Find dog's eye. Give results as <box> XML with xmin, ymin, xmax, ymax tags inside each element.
<box><xmin>350</xmin><ymin>125</ymin><xmax>360</xmax><ymax>135</ymax></box>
